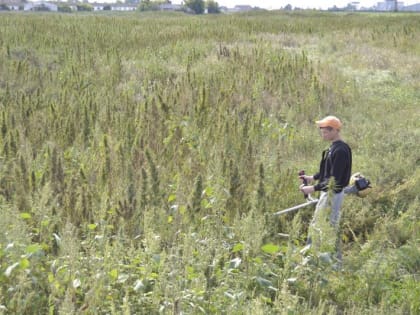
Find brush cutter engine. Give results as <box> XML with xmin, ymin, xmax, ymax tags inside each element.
<box><xmin>348</xmin><ymin>172</ymin><xmax>372</xmax><ymax>198</ymax></box>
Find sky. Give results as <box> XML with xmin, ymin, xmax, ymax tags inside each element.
<box><xmin>171</xmin><ymin>0</ymin><xmax>419</xmax><ymax>10</ymax></box>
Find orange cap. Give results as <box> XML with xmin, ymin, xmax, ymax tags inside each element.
<box><xmin>316</xmin><ymin>115</ymin><xmax>342</xmax><ymax>130</ymax></box>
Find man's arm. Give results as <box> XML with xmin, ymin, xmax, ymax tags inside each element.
<box><xmin>331</xmin><ymin>147</ymin><xmax>351</xmax><ymax>192</ymax></box>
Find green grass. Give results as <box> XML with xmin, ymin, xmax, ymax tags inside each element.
<box><xmin>0</xmin><ymin>11</ymin><xmax>419</xmax><ymax>314</ymax></box>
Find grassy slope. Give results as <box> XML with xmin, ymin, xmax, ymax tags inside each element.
<box><xmin>0</xmin><ymin>11</ymin><xmax>419</xmax><ymax>314</ymax></box>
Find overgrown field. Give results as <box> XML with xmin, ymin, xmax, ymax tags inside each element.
<box><xmin>0</xmin><ymin>11</ymin><xmax>419</xmax><ymax>314</ymax></box>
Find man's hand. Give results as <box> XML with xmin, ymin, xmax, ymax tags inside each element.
<box><xmin>300</xmin><ymin>184</ymin><xmax>315</xmax><ymax>195</ymax></box>
<box><xmin>299</xmin><ymin>175</ymin><xmax>314</xmax><ymax>184</ymax></box>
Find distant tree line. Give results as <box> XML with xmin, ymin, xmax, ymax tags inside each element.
<box><xmin>139</xmin><ymin>0</ymin><xmax>220</xmax><ymax>14</ymax></box>
<box><xmin>0</xmin><ymin>0</ymin><xmax>221</xmax><ymax>14</ymax></box>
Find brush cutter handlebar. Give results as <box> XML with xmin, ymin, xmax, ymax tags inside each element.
<box><xmin>299</xmin><ymin>170</ymin><xmax>309</xmax><ymax>198</ymax></box>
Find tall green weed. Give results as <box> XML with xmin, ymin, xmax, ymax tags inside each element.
<box><xmin>0</xmin><ymin>11</ymin><xmax>418</xmax><ymax>314</ymax></box>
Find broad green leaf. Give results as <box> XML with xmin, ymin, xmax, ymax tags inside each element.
<box><xmin>201</xmin><ymin>199</ymin><xmax>210</xmax><ymax>208</ymax></box>
<box><xmin>232</xmin><ymin>243</ymin><xmax>244</xmax><ymax>253</ymax></box>
<box><xmin>150</xmin><ymin>272</ymin><xmax>159</xmax><ymax>279</ymax></box>
<box><xmin>204</xmin><ymin>186</ymin><xmax>214</xmax><ymax>196</ymax></box>
<box><xmin>26</xmin><ymin>244</ymin><xmax>42</xmax><ymax>254</ymax></box>
<box><xmin>48</xmin><ymin>273</ymin><xmax>55</xmax><ymax>283</ymax></box>
<box><xmin>20</xmin><ymin>212</ymin><xmax>32</xmax><ymax>219</ymax></box>
<box><xmin>87</xmin><ymin>223</ymin><xmax>97</xmax><ymax>230</ymax></box>
<box><xmin>260</xmin><ymin>295</ymin><xmax>272</xmax><ymax>303</ymax></box>
<box><xmin>253</xmin><ymin>257</ymin><xmax>263</xmax><ymax>264</ymax></box>
<box><xmin>186</xmin><ymin>265</ymin><xmax>197</xmax><ymax>280</ymax></box>
<box><xmin>20</xmin><ymin>258</ymin><xmax>30</xmax><ymax>269</ymax></box>
<box><xmin>168</xmin><ymin>194</ymin><xmax>176</xmax><ymax>202</ymax></box>
<box><xmin>109</xmin><ymin>269</ymin><xmax>118</xmax><ymax>281</ymax></box>
<box><xmin>261</xmin><ymin>243</ymin><xmax>279</xmax><ymax>255</ymax></box>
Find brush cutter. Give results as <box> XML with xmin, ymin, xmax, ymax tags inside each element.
<box><xmin>273</xmin><ymin>171</ymin><xmax>371</xmax><ymax>216</ymax></box>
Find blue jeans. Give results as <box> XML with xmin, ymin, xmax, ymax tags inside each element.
<box><xmin>313</xmin><ymin>191</ymin><xmax>345</xmax><ymax>228</ymax></box>
<box><xmin>308</xmin><ymin>191</ymin><xmax>345</xmax><ymax>261</ymax></box>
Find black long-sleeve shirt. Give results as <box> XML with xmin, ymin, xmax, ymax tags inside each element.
<box><xmin>313</xmin><ymin>140</ymin><xmax>352</xmax><ymax>193</ymax></box>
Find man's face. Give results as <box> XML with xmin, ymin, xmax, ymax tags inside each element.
<box><xmin>319</xmin><ymin>126</ymin><xmax>338</xmax><ymax>141</ymax></box>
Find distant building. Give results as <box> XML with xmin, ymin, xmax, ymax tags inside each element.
<box><xmin>375</xmin><ymin>0</ymin><xmax>403</xmax><ymax>11</ymax></box>
<box><xmin>350</xmin><ymin>1</ymin><xmax>361</xmax><ymax>10</ymax></box>
<box><xmin>0</xmin><ymin>0</ymin><xmax>20</xmax><ymax>10</ymax></box>
<box><xmin>108</xmin><ymin>3</ymin><xmax>137</xmax><ymax>11</ymax></box>
<box><xmin>400</xmin><ymin>3</ymin><xmax>420</xmax><ymax>10</ymax></box>
<box><xmin>24</xmin><ymin>1</ymin><xmax>58</xmax><ymax>11</ymax></box>
<box><xmin>232</xmin><ymin>5</ymin><xmax>253</xmax><ymax>12</ymax></box>
<box><xmin>2</xmin><ymin>3</ymin><xmax>20</xmax><ymax>10</ymax></box>
<box><xmin>91</xmin><ymin>3</ymin><xmax>106</xmax><ymax>11</ymax></box>
<box><xmin>218</xmin><ymin>6</ymin><xmax>228</xmax><ymax>12</ymax></box>
<box><xmin>158</xmin><ymin>3</ymin><xmax>182</xmax><ymax>11</ymax></box>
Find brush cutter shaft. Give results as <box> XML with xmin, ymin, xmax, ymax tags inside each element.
<box><xmin>273</xmin><ymin>199</ymin><xmax>318</xmax><ymax>216</ymax></box>
<box><xmin>274</xmin><ymin>180</ymin><xmax>362</xmax><ymax>216</ymax></box>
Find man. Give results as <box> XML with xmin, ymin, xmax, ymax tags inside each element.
<box><xmin>300</xmin><ymin>115</ymin><xmax>352</xmax><ymax>259</ymax></box>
